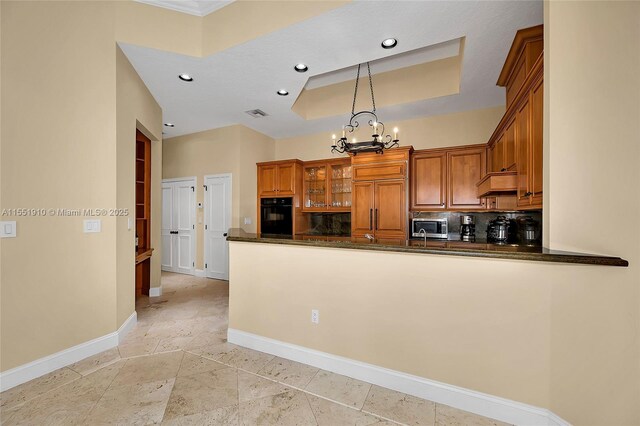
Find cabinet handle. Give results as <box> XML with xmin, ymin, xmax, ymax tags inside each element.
<box><xmin>441</xmin><ymin>203</ymin><xmax>445</xmax><ymax>207</ymax></box>
<box><xmin>524</xmin><ymin>191</ymin><xmax>532</xmax><ymax>196</ymax></box>
<box><xmin>501</xmin><ymin>168</ymin><xmax>507</xmax><ymax>172</ymax></box>
<box><xmin>375</xmin><ymin>208</ymin><xmax>378</xmax><ymax>230</ymax></box>
<box><xmin>369</xmin><ymin>209</ymin><xmax>373</xmax><ymax>231</ymax></box>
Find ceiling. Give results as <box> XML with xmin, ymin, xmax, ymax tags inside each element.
<box><xmin>120</xmin><ymin>1</ymin><xmax>542</xmax><ymax>140</ymax></box>
<box><xmin>134</xmin><ymin>0</ymin><xmax>234</xmax><ymax>16</ymax></box>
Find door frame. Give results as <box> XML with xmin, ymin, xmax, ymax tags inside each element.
<box><xmin>161</xmin><ymin>176</ymin><xmax>197</xmax><ymax>276</ymax></box>
<box><xmin>203</xmin><ymin>173</ymin><xmax>232</xmax><ymax>281</ymax></box>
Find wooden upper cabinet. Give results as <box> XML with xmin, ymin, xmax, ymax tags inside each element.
<box><xmin>504</xmin><ymin>118</ymin><xmax>516</xmax><ymax>171</ymax></box>
<box><xmin>257</xmin><ymin>160</ymin><xmax>300</xmax><ymax>197</ymax></box>
<box><xmin>515</xmin><ymin>67</ymin><xmax>543</xmax><ymax>210</ymax></box>
<box><xmin>491</xmin><ymin>136</ymin><xmax>505</xmax><ymax>172</ymax></box>
<box><xmin>258</xmin><ymin>164</ymin><xmax>277</xmax><ymax>196</ymax></box>
<box><xmin>351</xmin><ymin>181</ymin><xmax>375</xmax><ymax>236</ymax></box>
<box><xmin>489</xmin><ymin>117</ymin><xmax>515</xmax><ymax>173</ymax></box>
<box><xmin>497</xmin><ymin>25</ymin><xmax>543</xmax><ymax>109</ymax></box>
<box><xmin>276</xmin><ymin>163</ymin><xmax>295</xmax><ymax>195</ymax></box>
<box><xmin>530</xmin><ymin>76</ymin><xmax>543</xmax><ymax>207</ymax></box>
<box><xmin>483</xmin><ymin>25</ymin><xmax>543</xmax><ymax>211</ymax></box>
<box><xmin>447</xmin><ymin>147</ymin><xmax>486</xmax><ymax>210</ymax></box>
<box><xmin>374</xmin><ymin>180</ymin><xmax>406</xmax><ymax>238</ymax></box>
<box><xmin>411</xmin><ymin>152</ymin><xmax>446</xmax><ymax>210</ymax></box>
<box><xmin>516</xmin><ymin>94</ymin><xmax>531</xmax><ymax>206</ymax></box>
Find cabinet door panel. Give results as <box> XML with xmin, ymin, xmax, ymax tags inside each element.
<box><xmin>493</xmin><ymin>137</ymin><xmax>505</xmax><ymax>172</ymax></box>
<box><xmin>447</xmin><ymin>148</ymin><xmax>486</xmax><ymax>209</ymax></box>
<box><xmin>516</xmin><ymin>97</ymin><xmax>531</xmax><ymax>206</ymax></box>
<box><xmin>351</xmin><ymin>181</ymin><xmax>375</xmax><ymax>236</ymax></box>
<box><xmin>353</xmin><ymin>162</ymin><xmax>405</xmax><ymax>181</ymax></box>
<box><xmin>258</xmin><ymin>165</ymin><xmax>277</xmax><ymax>196</ymax></box>
<box><xmin>375</xmin><ymin>180</ymin><xmax>406</xmax><ymax>238</ymax></box>
<box><xmin>504</xmin><ymin>119</ymin><xmax>516</xmax><ymax>171</ymax></box>
<box><xmin>277</xmin><ymin>163</ymin><xmax>295</xmax><ymax>195</ymax></box>
<box><xmin>411</xmin><ymin>153</ymin><xmax>446</xmax><ymax>210</ymax></box>
<box><xmin>531</xmin><ymin>77</ymin><xmax>543</xmax><ymax>207</ymax></box>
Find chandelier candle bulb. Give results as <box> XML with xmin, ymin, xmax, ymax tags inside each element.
<box><xmin>394</xmin><ymin>127</ymin><xmax>399</xmax><ymax>140</ymax></box>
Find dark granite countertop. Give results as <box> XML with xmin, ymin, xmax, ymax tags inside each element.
<box><xmin>227</xmin><ymin>229</ymin><xmax>629</xmax><ymax>267</ymax></box>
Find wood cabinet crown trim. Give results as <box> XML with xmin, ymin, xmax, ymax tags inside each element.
<box><xmin>256</xmin><ymin>159</ymin><xmax>303</xmax><ymax>166</ymax></box>
<box><xmin>497</xmin><ymin>24</ymin><xmax>543</xmax><ymax>87</ymax></box>
<box><xmin>488</xmin><ymin>54</ymin><xmax>543</xmax><ymax>148</ymax></box>
<box><xmin>412</xmin><ymin>143</ymin><xmax>487</xmax><ymax>156</ymax></box>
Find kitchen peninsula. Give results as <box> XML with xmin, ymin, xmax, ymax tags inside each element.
<box><xmin>227</xmin><ymin>228</ymin><xmax>628</xmax><ymax>266</ymax></box>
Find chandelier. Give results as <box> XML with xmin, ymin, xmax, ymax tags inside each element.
<box><xmin>331</xmin><ymin>62</ymin><xmax>399</xmax><ymax>155</ymax></box>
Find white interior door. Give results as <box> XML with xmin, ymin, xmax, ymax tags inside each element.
<box><xmin>204</xmin><ymin>174</ymin><xmax>231</xmax><ymax>280</ymax></box>
<box><xmin>173</xmin><ymin>181</ymin><xmax>195</xmax><ymax>275</ymax></box>
<box><xmin>161</xmin><ymin>178</ymin><xmax>196</xmax><ymax>275</ymax></box>
<box><xmin>161</xmin><ymin>184</ymin><xmax>174</xmax><ymax>270</ymax></box>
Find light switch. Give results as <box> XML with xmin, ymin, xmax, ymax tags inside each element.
<box><xmin>0</xmin><ymin>221</ymin><xmax>16</xmax><ymax>238</ymax></box>
<box><xmin>83</xmin><ymin>219</ymin><xmax>101</xmax><ymax>233</ymax></box>
<box><xmin>127</xmin><ymin>218</ymin><xmax>132</xmax><ymax>230</ymax></box>
<box><xmin>244</xmin><ymin>217</ymin><xmax>252</xmax><ymax>225</ymax></box>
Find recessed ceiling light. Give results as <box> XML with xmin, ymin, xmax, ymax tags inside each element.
<box><xmin>381</xmin><ymin>38</ymin><xmax>398</xmax><ymax>49</ymax></box>
<box><xmin>164</xmin><ymin>123</ymin><xmax>175</xmax><ymax>127</ymax></box>
<box><xmin>277</xmin><ymin>90</ymin><xmax>289</xmax><ymax>96</ymax></box>
<box><xmin>178</xmin><ymin>74</ymin><xmax>193</xmax><ymax>82</ymax></box>
<box><xmin>294</xmin><ymin>64</ymin><xmax>308</xmax><ymax>73</ymax></box>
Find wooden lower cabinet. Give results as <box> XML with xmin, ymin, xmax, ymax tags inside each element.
<box><xmin>352</xmin><ymin>180</ymin><xmax>406</xmax><ymax>238</ymax></box>
<box><xmin>447</xmin><ymin>147</ymin><xmax>486</xmax><ymax>210</ymax></box>
<box><xmin>352</xmin><ymin>181</ymin><xmax>375</xmax><ymax>235</ymax></box>
<box><xmin>374</xmin><ymin>180</ymin><xmax>406</xmax><ymax>238</ymax></box>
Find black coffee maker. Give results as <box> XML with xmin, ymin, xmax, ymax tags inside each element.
<box><xmin>460</xmin><ymin>215</ymin><xmax>476</xmax><ymax>242</ymax></box>
<box><xmin>516</xmin><ymin>216</ymin><xmax>540</xmax><ymax>245</ymax></box>
<box><xmin>487</xmin><ymin>215</ymin><xmax>517</xmax><ymax>244</ymax></box>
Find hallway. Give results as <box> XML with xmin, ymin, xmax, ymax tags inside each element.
<box><xmin>1</xmin><ymin>273</ymin><xmax>506</xmax><ymax>425</ymax></box>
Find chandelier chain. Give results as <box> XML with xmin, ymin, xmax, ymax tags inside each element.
<box><xmin>351</xmin><ymin>64</ymin><xmax>361</xmax><ymax>116</ymax></box>
<box><xmin>367</xmin><ymin>62</ymin><xmax>376</xmax><ymax>113</ymax></box>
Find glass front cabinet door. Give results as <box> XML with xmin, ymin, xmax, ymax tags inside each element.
<box><xmin>303</xmin><ymin>163</ymin><xmax>327</xmax><ymax>210</ymax></box>
<box><xmin>303</xmin><ymin>160</ymin><xmax>352</xmax><ymax>212</ymax></box>
<box><xmin>329</xmin><ymin>162</ymin><xmax>352</xmax><ymax>211</ymax></box>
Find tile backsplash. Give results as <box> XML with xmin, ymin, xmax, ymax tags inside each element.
<box><xmin>412</xmin><ymin>210</ymin><xmax>543</xmax><ymax>243</ymax></box>
<box><xmin>307</xmin><ymin>213</ymin><xmax>351</xmax><ymax>235</ymax></box>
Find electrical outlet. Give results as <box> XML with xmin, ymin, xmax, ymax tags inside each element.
<box><xmin>311</xmin><ymin>309</ymin><xmax>319</xmax><ymax>324</ymax></box>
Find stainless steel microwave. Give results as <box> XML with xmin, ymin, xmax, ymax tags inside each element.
<box><xmin>411</xmin><ymin>218</ymin><xmax>448</xmax><ymax>239</ymax></box>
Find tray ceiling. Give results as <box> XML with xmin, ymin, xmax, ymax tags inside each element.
<box><xmin>120</xmin><ymin>1</ymin><xmax>542</xmax><ymax>139</ymax></box>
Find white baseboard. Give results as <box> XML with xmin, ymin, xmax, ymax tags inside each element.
<box><xmin>194</xmin><ymin>269</ymin><xmax>205</xmax><ymax>277</ymax></box>
<box><xmin>228</xmin><ymin>329</ymin><xmax>569</xmax><ymax>426</ymax></box>
<box><xmin>0</xmin><ymin>312</ymin><xmax>137</xmax><ymax>392</ymax></box>
<box><xmin>148</xmin><ymin>287</ymin><xmax>162</xmax><ymax>297</ymax></box>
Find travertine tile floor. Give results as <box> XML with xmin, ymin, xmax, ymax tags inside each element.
<box><xmin>0</xmin><ymin>272</ymin><xmax>509</xmax><ymax>425</ymax></box>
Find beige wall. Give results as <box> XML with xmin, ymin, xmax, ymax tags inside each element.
<box><xmin>275</xmin><ymin>106</ymin><xmax>505</xmax><ymax>161</ymax></box>
<box><xmin>163</xmin><ymin>126</ymin><xmax>275</xmax><ymax>269</ymax></box>
<box><xmin>202</xmin><ymin>1</ymin><xmax>348</xmax><ymax>57</ymax></box>
<box><xmin>115</xmin><ymin>0</ymin><xmax>348</xmax><ymax>59</ymax></box>
<box><xmin>116</xmin><ymin>46</ymin><xmax>163</xmax><ymax>326</ymax></box>
<box><xmin>0</xmin><ymin>1</ymin><xmax>118</xmax><ymax>371</ymax></box>
<box><xmin>0</xmin><ymin>1</ymin><xmax>164</xmax><ymax>372</ymax></box>
<box><xmin>229</xmin><ymin>2</ymin><xmax>640</xmax><ymax>424</ymax></box>
<box><xmin>545</xmin><ymin>1</ymin><xmax>640</xmax><ymax>424</ymax></box>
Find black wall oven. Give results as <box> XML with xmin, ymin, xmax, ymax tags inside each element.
<box><xmin>260</xmin><ymin>198</ymin><xmax>293</xmax><ymax>236</ymax></box>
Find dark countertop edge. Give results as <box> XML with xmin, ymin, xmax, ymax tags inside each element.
<box><xmin>227</xmin><ymin>235</ymin><xmax>629</xmax><ymax>267</ymax></box>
